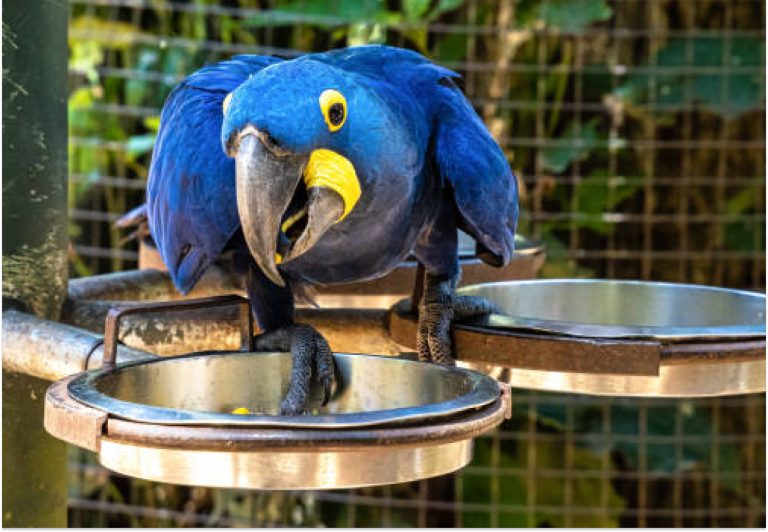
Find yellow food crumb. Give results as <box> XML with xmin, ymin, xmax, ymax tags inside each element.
<box><xmin>231</xmin><ymin>407</ymin><xmax>250</xmax><ymax>415</ymax></box>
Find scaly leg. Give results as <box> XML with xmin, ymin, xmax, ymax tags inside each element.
<box><xmin>253</xmin><ymin>324</ymin><xmax>334</xmax><ymax>415</ymax></box>
<box><xmin>416</xmin><ymin>270</ymin><xmax>501</xmax><ymax>364</ymax></box>
<box><xmin>242</xmin><ymin>258</ymin><xmax>334</xmax><ymax>415</ymax></box>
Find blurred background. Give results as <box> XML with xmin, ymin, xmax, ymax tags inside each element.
<box><xmin>66</xmin><ymin>0</ymin><xmax>765</xmax><ymax>527</ymax></box>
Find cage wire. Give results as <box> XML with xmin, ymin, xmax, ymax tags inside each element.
<box><xmin>66</xmin><ymin>0</ymin><xmax>765</xmax><ymax>527</ymax></box>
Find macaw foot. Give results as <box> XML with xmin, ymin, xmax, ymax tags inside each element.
<box><xmin>253</xmin><ymin>324</ymin><xmax>334</xmax><ymax>415</ymax></box>
<box><xmin>417</xmin><ymin>272</ymin><xmax>502</xmax><ymax>364</ymax></box>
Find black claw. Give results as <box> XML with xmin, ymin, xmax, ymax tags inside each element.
<box><xmin>254</xmin><ymin>323</ymin><xmax>335</xmax><ymax>416</ymax></box>
<box><xmin>321</xmin><ymin>378</ymin><xmax>332</xmax><ymax>407</ymax></box>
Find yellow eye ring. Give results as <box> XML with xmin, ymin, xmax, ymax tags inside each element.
<box><xmin>223</xmin><ymin>92</ymin><xmax>233</xmax><ymax>115</ymax></box>
<box><xmin>319</xmin><ymin>89</ymin><xmax>347</xmax><ymax>132</ymax></box>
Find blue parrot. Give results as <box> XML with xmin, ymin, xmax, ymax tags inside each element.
<box><xmin>146</xmin><ymin>45</ymin><xmax>518</xmax><ymax>414</ymax></box>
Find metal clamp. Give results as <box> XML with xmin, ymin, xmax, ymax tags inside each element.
<box><xmin>499</xmin><ymin>382</ymin><xmax>513</xmax><ymax>419</ymax></box>
<box><xmin>102</xmin><ymin>295</ymin><xmax>254</xmax><ymax>371</ymax></box>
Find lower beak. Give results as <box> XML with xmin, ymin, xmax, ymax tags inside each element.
<box><xmin>235</xmin><ymin>135</ymin><xmax>360</xmax><ymax>287</ymax></box>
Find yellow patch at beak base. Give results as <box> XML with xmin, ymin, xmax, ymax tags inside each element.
<box><xmin>303</xmin><ymin>149</ymin><xmax>361</xmax><ymax>221</ymax></box>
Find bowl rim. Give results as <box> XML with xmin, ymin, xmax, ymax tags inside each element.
<box><xmin>458</xmin><ymin>279</ymin><xmax>766</xmax><ymax>340</ymax></box>
<box><xmin>68</xmin><ymin>351</ymin><xmax>501</xmax><ymax>429</ymax></box>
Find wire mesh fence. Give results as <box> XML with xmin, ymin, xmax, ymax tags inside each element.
<box><xmin>65</xmin><ymin>0</ymin><xmax>766</xmax><ymax>527</ymax></box>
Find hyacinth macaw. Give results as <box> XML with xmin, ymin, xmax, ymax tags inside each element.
<box><xmin>146</xmin><ymin>45</ymin><xmax>518</xmax><ymax>414</ymax></box>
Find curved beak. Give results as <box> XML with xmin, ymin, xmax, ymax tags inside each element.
<box><xmin>235</xmin><ymin>133</ymin><xmax>359</xmax><ymax>287</ymax></box>
<box><xmin>235</xmin><ymin>134</ymin><xmax>303</xmax><ymax>287</ymax></box>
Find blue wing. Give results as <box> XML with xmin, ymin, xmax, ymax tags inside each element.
<box><xmin>146</xmin><ymin>55</ymin><xmax>281</xmax><ymax>293</ymax></box>
<box><xmin>432</xmin><ymin>78</ymin><xmax>519</xmax><ymax>266</ymax></box>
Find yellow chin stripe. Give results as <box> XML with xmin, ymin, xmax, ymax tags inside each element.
<box><xmin>303</xmin><ymin>149</ymin><xmax>361</xmax><ymax>222</ymax></box>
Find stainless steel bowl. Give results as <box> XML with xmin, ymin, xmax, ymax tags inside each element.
<box><xmin>68</xmin><ymin>351</ymin><xmax>500</xmax><ymax>428</ymax></box>
<box><xmin>388</xmin><ymin>279</ymin><xmax>765</xmax><ymax>397</ymax></box>
<box><xmin>459</xmin><ymin>279</ymin><xmax>765</xmax><ymax>340</ymax></box>
<box><xmin>47</xmin><ymin>352</ymin><xmax>509</xmax><ymax>490</ymax></box>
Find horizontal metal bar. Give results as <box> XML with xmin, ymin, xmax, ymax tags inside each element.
<box><xmin>66</xmin><ymin>495</ymin><xmax>765</xmax><ymax>524</ymax></box>
<box><xmin>68</xmin><ymin>29</ymin><xmax>766</xmax><ymax>76</ymax></box>
<box><xmin>68</xmin><ymin>0</ymin><xmax>766</xmax><ymax>37</ymax></box>
<box><xmin>69</xmin><ymin>173</ymin><xmax>147</xmax><ymax>190</ymax></box>
<box><xmin>527</xmin><ymin>212</ymin><xmax>765</xmax><ymax>223</ymax></box>
<box><xmin>67</xmin><ymin>498</ymin><xmax>265</xmax><ymax>528</ymax></box>
<box><xmin>67</xmin><ymin>457</ymin><xmax>764</xmax><ymax>483</ymax></box>
<box><xmin>67</xmin><ymin>267</ymin><xmax>240</xmax><ymax>301</ymax></box>
<box><xmin>8</xmin><ymin>267</ymin><xmax>399</xmax><ymax>377</ymax></box>
<box><xmin>70</xmin><ymin>102</ymin><xmax>158</xmax><ymax>118</ymax></box>
<box><xmin>101</xmin><ymin>294</ymin><xmax>254</xmax><ymax>370</ymax></box>
<box><xmin>542</xmin><ymin>249</ymin><xmax>766</xmax><ymax>261</ymax></box>
<box><xmin>63</xmin><ymin>297</ymin><xmax>401</xmax><ymax>357</ymax></box>
<box><xmin>69</xmin><ymin>135</ymin><xmax>766</xmax><ymax>152</ymax></box>
<box><xmin>64</xmin><ymin>268</ymin><xmax>403</xmax><ymax>357</ymax></box>
<box><xmin>70</xmin><ymin>208</ymin><xmax>125</xmax><ymax>223</ymax></box>
<box><xmin>71</xmin><ymin>245</ymin><xmax>140</xmax><ymax>261</ymax></box>
<box><xmin>2</xmin><ymin>309</ymin><xmax>155</xmax><ymax>381</ymax></box>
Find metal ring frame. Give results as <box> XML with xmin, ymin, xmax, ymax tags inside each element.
<box><xmin>102</xmin><ymin>294</ymin><xmax>255</xmax><ymax>371</ymax></box>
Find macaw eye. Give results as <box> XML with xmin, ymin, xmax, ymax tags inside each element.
<box><xmin>319</xmin><ymin>89</ymin><xmax>347</xmax><ymax>132</ymax></box>
<box><xmin>223</xmin><ymin>92</ymin><xmax>233</xmax><ymax>115</ymax></box>
<box><xmin>328</xmin><ymin>103</ymin><xmax>344</xmax><ymax>126</ymax></box>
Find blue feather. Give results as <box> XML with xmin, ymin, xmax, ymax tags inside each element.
<box><xmin>147</xmin><ymin>45</ymin><xmax>518</xmax><ymax>330</ymax></box>
<box><xmin>147</xmin><ymin>55</ymin><xmax>281</xmax><ymax>293</ymax></box>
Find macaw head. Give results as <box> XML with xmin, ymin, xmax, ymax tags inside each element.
<box><xmin>221</xmin><ymin>58</ymin><xmax>374</xmax><ymax>287</ymax></box>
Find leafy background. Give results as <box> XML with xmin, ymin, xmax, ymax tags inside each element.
<box><xmin>66</xmin><ymin>0</ymin><xmax>765</xmax><ymax>527</ymax></box>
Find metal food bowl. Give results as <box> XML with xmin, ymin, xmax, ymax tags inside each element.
<box><xmin>67</xmin><ymin>351</ymin><xmax>500</xmax><ymax>428</ymax></box>
<box><xmin>461</xmin><ymin>279</ymin><xmax>765</xmax><ymax>340</ymax></box>
<box><xmin>45</xmin><ymin>350</ymin><xmax>509</xmax><ymax>490</ymax></box>
<box><xmin>389</xmin><ymin>279</ymin><xmax>766</xmax><ymax>397</ymax></box>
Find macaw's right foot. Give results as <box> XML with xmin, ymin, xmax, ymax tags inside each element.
<box><xmin>253</xmin><ymin>323</ymin><xmax>334</xmax><ymax>415</ymax></box>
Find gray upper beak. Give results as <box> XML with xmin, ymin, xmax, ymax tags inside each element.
<box><xmin>235</xmin><ymin>133</ymin><xmax>305</xmax><ymax>287</ymax></box>
<box><xmin>234</xmin><ymin>131</ymin><xmax>345</xmax><ymax>287</ymax></box>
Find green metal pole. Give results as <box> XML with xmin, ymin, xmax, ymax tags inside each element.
<box><xmin>3</xmin><ymin>0</ymin><xmax>70</xmax><ymax>527</ymax></box>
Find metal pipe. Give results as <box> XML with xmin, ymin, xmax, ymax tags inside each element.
<box><xmin>2</xmin><ymin>310</ymin><xmax>156</xmax><ymax>381</ymax></box>
<box><xmin>67</xmin><ymin>266</ymin><xmax>242</xmax><ymax>302</ymax></box>
<box><xmin>63</xmin><ymin>266</ymin><xmax>405</xmax><ymax>356</ymax></box>
<box><xmin>61</xmin><ymin>298</ymin><xmax>404</xmax><ymax>357</ymax></box>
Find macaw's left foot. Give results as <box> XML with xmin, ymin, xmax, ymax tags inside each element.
<box><xmin>417</xmin><ymin>272</ymin><xmax>502</xmax><ymax>364</ymax></box>
<box><xmin>253</xmin><ymin>324</ymin><xmax>334</xmax><ymax>415</ymax></box>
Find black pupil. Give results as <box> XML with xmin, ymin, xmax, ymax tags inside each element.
<box><xmin>328</xmin><ymin>103</ymin><xmax>344</xmax><ymax>126</ymax></box>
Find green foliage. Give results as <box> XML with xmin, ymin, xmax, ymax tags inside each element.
<box><xmin>540</xmin><ymin>121</ymin><xmax>639</xmax><ymax>237</ymax></box>
<box><xmin>528</xmin><ymin>394</ymin><xmax>745</xmax><ymax>493</ymax></box>
<box><xmin>574</xmin><ymin>170</ymin><xmax>640</xmax><ymax>234</ymax></box>
<box><xmin>516</xmin><ymin>0</ymin><xmax>612</xmax><ymax>33</ymax></box>
<box><xmin>245</xmin><ymin>0</ymin><xmax>397</xmax><ymax>29</ymax></box>
<box><xmin>433</xmin><ymin>31</ymin><xmax>468</xmax><ymax>62</ymax></box>
<box><xmin>542</xmin><ymin>120</ymin><xmax>600</xmax><ymax>173</ymax></box>
<box><xmin>614</xmin><ymin>37</ymin><xmax>766</xmax><ymax>119</ymax></box>
<box><xmin>719</xmin><ymin>183</ymin><xmax>765</xmax><ymax>253</ymax></box>
<box><xmin>125</xmin><ymin>134</ymin><xmax>157</xmax><ymax>160</ymax></box>
<box><xmin>462</xmin><ymin>419</ymin><xmax>625</xmax><ymax>527</ymax></box>
<box><xmin>245</xmin><ymin>0</ymin><xmax>463</xmax><ymax>52</ymax></box>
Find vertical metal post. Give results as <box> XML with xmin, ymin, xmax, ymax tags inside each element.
<box><xmin>2</xmin><ymin>0</ymin><xmax>70</xmax><ymax>527</ymax></box>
